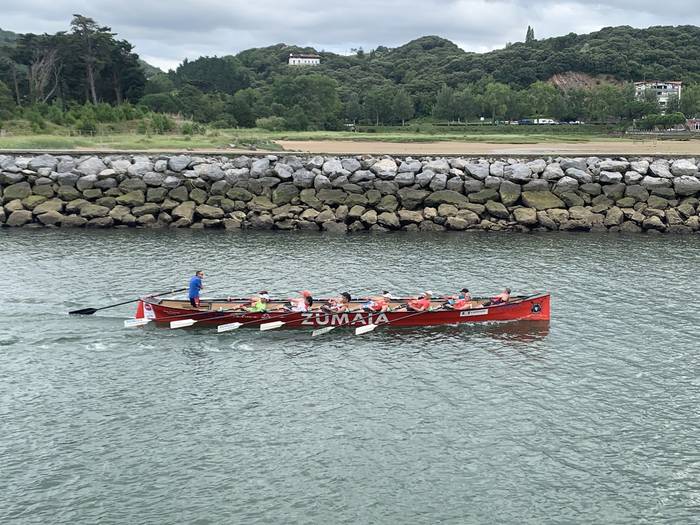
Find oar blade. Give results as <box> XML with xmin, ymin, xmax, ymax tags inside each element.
<box><xmin>355</xmin><ymin>324</ymin><xmax>377</xmax><ymax>336</ymax></box>
<box><xmin>170</xmin><ymin>319</ymin><xmax>197</xmax><ymax>329</ymax></box>
<box><xmin>311</xmin><ymin>326</ymin><xmax>336</xmax><ymax>337</ymax></box>
<box><xmin>69</xmin><ymin>308</ymin><xmax>98</xmax><ymax>315</ymax></box>
<box><xmin>217</xmin><ymin>322</ymin><xmax>242</xmax><ymax>333</ymax></box>
<box><xmin>260</xmin><ymin>321</ymin><xmax>285</xmax><ymax>331</ymax></box>
<box><xmin>124</xmin><ymin>318</ymin><xmax>150</xmax><ymax>328</ymax></box>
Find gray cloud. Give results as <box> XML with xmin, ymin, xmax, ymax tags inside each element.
<box><xmin>2</xmin><ymin>0</ymin><xmax>698</xmax><ymax>70</ymax></box>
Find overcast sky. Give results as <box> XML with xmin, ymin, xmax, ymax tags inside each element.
<box><xmin>2</xmin><ymin>0</ymin><xmax>699</xmax><ymax>70</ymax></box>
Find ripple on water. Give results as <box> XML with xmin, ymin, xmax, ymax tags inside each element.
<box><xmin>0</xmin><ymin>229</ymin><xmax>699</xmax><ymax>524</ymax></box>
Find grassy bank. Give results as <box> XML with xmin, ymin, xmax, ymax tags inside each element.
<box><xmin>0</xmin><ymin>126</ymin><xmax>636</xmax><ymax>152</ymax></box>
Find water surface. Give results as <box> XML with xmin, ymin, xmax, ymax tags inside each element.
<box><xmin>1</xmin><ymin>229</ymin><xmax>699</xmax><ymax>524</ymax></box>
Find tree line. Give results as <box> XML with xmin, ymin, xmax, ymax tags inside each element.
<box><xmin>2</xmin><ymin>18</ymin><xmax>700</xmax><ymax>132</ymax></box>
<box><xmin>0</xmin><ymin>15</ymin><xmax>145</xmax><ymax>109</ymax></box>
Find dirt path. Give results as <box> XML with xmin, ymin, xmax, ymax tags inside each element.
<box><xmin>276</xmin><ymin>139</ymin><xmax>700</xmax><ymax>156</ymax></box>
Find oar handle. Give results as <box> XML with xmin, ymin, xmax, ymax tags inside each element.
<box><xmin>99</xmin><ymin>287</ymin><xmax>188</xmax><ymax>311</ymax></box>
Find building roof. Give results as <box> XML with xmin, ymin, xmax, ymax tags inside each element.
<box><xmin>289</xmin><ymin>53</ymin><xmax>320</xmax><ymax>59</ymax></box>
<box><xmin>634</xmin><ymin>80</ymin><xmax>682</xmax><ymax>86</ymax></box>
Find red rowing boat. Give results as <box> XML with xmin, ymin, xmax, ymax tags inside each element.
<box><xmin>133</xmin><ymin>292</ymin><xmax>550</xmax><ymax>331</ymax></box>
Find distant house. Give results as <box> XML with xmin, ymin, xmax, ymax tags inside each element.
<box><xmin>288</xmin><ymin>53</ymin><xmax>320</xmax><ymax>66</ymax></box>
<box><xmin>687</xmin><ymin>118</ymin><xmax>700</xmax><ymax>132</ymax></box>
<box><xmin>634</xmin><ymin>81</ymin><xmax>682</xmax><ymax>111</ymax></box>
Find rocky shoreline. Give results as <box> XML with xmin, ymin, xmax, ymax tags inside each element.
<box><xmin>1</xmin><ymin>153</ymin><xmax>699</xmax><ymax>234</ymax></box>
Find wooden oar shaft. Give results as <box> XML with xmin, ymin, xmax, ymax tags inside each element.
<box><xmin>69</xmin><ymin>287</ymin><xmax>188</xmax><ymax>315</ymax></box>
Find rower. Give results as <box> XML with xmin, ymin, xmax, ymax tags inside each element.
<box><xmin>362</xmin><ymin>295</ymin><xmax>389</xmax><ymax>313</ymax></box>
<box><xmin>447</xmin><ymin>288</ymin><xmax>472</xmax><ymax>310</ymax></box>
<box><xmin>246</xmin><ymin>291</ymin><xmax>270</xmax><ymax>312</ymax></box>
<box><xmin>322</xmin><ymin>292</ymin><xmax>352</xmax><ymax>313</ymax></box>
<box><xmin>188</xmin><ymin>270</ymin><xmax>204</xmax><ymax>307</ymax></box>
<box><xmin>488</xmin><ymin>287</ymin><xmax>511</xmax><ymax>305</ymax></box>
<box><xmin>407</xmin><ymin>291</ymin><xmax>432</xmax><ymax>312</ymax></box>
<box><xmin>285</xmin><ymin>290</ymin><xmax>313</xmax><ymax>312</ymax></box>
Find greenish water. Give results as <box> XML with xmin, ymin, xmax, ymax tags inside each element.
<box><xmin>1</xmin><ymin>229</ymin><xmax>699</xmax><ymax>524</ymax></box>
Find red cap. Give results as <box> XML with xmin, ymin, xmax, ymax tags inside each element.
<box><xmin>300</xmin><ymin>290</ymin><xmax>312</xmax><ymax>297</ymax></box>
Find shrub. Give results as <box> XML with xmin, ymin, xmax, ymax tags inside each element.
<box><xmin>76</xmin><ymin>118</ymin><xmax>97</xmax><ymax>135</ymax></box>
<box><xmin>181</xmin><ymin>122</ymin><xmax>206</xmax><ymax>135</ymax></box>
<box><xmin>255</xmin><ymin>116</ymin><xmax>286</xmax><ymax>131</ymax></box>
<box><xmin>150</xmin><ymin>113</ymin><xmax>175</xmax><ymax>134</ymax></box>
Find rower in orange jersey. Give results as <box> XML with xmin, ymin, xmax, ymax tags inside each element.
<box><xmin>407</xmin><ymin>291</ymin><xmax>432</xmax><ymax>312</ymax></box>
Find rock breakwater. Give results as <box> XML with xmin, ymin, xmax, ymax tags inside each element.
<box><xmin>1</xmin><ymin>153</ymin><xmax>699</xmax><ymax>234</ymax></box>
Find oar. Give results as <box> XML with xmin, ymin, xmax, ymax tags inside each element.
<box><xmin>311</xmin><ymin>309</ymin><xmax>367</xmax><ymax>337</ymax></box>
<box><xmin>218</xmin><ymin>310</ymin><xmax>301</xmax><ymax>333</ymax></box>
<box><xmin>310</xmin><ymin>305</ymin><xmax>407</xmax><ymax>337</ymax></box>
<box><xmin>70</xmin><ymin>288</ymin><xmax>187</xmax><ymax>315</ymax></box>
<box><xmin>259</xmin><ymin>310</ymin><xmax>303</xmax><ymax>331</ymax></box>
<box><xmin>355</xmin><ymin>309</ymin><xmax>430</xmax><ymax>336</ymax></box>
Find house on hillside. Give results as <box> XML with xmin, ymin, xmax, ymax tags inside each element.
<box><xmin>687</xmin><ymin>118</ymin><xmax>700</xmax><ymax>132</ymax></box>
<box><xmin>288</xmin><ymin>53</ymin><xmax>321</xmax><ymax>66</ymax></box>
<box><xmin>634</xmin><ymin>81</ymin><xmax>682</xmax><ymax>112</ymax></box>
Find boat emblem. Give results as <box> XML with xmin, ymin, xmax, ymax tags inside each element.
<box><xmin>459</xmin><ymin>309</ymin><xmax>488</xmax><ymax>317</ymax></box>
<box><xmin>531</xmin><ymin>303</ymin><xmax>542</xmax><ymax>313</ymax></box>
<box><xmin>144</xmin><ymin>303</ymin><xmax>156</xmax><ymax>319</ymax></box>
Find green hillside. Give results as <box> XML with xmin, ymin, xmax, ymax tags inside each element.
<box><xmin>2</xmin><ymin>19</ymin><xmax>700</xmax><ymax>132</ymax></box>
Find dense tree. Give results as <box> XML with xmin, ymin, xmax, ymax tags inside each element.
<box><xmin>0</xmin><ymin>79</ymin><xmax>15</xmax><ymax>119</ymax></box>
<box><xmin>526</xmin><ymin>26</ymin><xmax>536</xmax><ymax>43</ymax></box>
<box><xmin>344</xmin><ymin>92</ymin><xmax>362</xmax><ymax>124</ymax></box>
<box><xmin>70</xmin><ymin>15</ymin><xmax>114</xmax><ymax>104</ymax></box>
<box><xmin>391</xmin><ymin>89</ymin><xmax>414</xmax><ymax>125</ymax></box>
<box><xmin>433</xmin><ymin>85</ymin><xmax>458</xmax><ymax>122</ymax></box>
<box><xmin>483</xmin><ymin>82</ymin><xmax>512</xmax><ymax>122</ymax></box>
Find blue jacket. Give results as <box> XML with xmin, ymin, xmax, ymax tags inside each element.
<box><xmin>188</xmin><ymin>276</ymin><xmax>203</xmax><ymax>298</ymax></box>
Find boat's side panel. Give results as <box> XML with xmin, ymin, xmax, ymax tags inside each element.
<box><xmin>138</xmin><ymin>293</ymin><xmax>550</xmax><ymax>328</ymax></box>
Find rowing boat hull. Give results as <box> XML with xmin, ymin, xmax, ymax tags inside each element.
<box><xmin>135</xmin><ymin>293</ymin><xmax>550</xmax><ymax>328</ymax></box>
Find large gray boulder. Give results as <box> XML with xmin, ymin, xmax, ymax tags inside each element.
<box><xmin>3</xmin><ymin>182</ymin><xmax>32</xmax><ymax>200</ymax></box>
<box><xmin>128</xmin><ymin>160</ymin><xmax>153</xmax><ymax>177</ymax></box>
<box><xmin>429</xmin><ymin>173</ymin><xmax>447</xmax><ymax>191</ymax></box>
<box><xmin>521</xmin><ymin>191</ymin><xmax>565</xmax><ymax>210</ymax></box>
<box><xmin>560</xmin><ymin>158</ymin><xmax>588</xmax><ymax>172</ymax></box>
<box><xmin>542</xmin><ymin>163</ymin><xmax>565</xmax><ymax>180</ymax></box>
<box><xmin>395</xmin><ymin>172</ymin><xmax>415</xmax><ymax>187</ymax></box>
<box><xmin>398</xmin><ymin>160</ymin><xmax>422</xmax><ymax>173</ymax></box>
<box><xmin>76</xmin><ymin>157</ymin><xmax>107</xmax><ymax>176</ymax></box>
<box><xmin>426</xmin><ymin>159</ymin><xmax>450</xmax><ymax>174</ymax></box>
<box><xmin>650</xmin><ymin>160</ymin><xmax>673</xmax><ymax>178</ymax></box>
<box><xmin>194</xmin><ymin>164</ymin><xmax>225</xmax><ymax>182</ymax></box>
<box><xmin>293</xmin><ymin>169</ymin><xmax>316</xmax><ymax>188</ymax></box>
<box><xmin>168</xmin><ymin>155</ymin><xmax>192</xmax><ymax>172</ymax></box>
<box><xmin>673</xmin><ymin>176</ymin><xmax>700</xmax><ymax>197</ymax></box>
<box><xmin>598</xmin><ymin>160</ymin><xmax>629</xmax><ymax>172</ymax></box>
<box><xmin>341</xmin><ymin>158</ymin><xmax>362</xmax><ymax>173</ymax></box>
<box><xmin>424</xmin><ymin>190</ymin><xmax>468</xmax><ymax>207</ymax></box>
<box><xmin>599</xmin><ymin>171</ymin><xmax>623</xmax><ymax>184</ymax></box>
<box><xmin>640</xmin><ymin>176</ymin><xmax>672</xmax><ymax>189</ymax></box>
<box><xmin>464</xmin><ymin>163</ymin><xmax>490</xmax><ymax>180</ymax></box>
<box><xmin>346</xmin><ymin>170</ymin><xmax>372</xmax><ymax>184</ymax></box>
<box><xmin>565</xmin><ymin>168</ymin><xmax>593</xmax><ymax>184</ymax></box>
<box><xmin>527</xmin><ymin>159</ymin><xmax>547</xmax><ymax>174</ymax></box>
<box><xmin>503</xmin><ymin>163</ymin><xmax>532</xmax><ymax>183</ymax></box>
<box><xmin>322</xmin><ymin>159</ymin><xmax>343</xmax><ymax>176</ymax></box>
<box><xmin>671</xmin><ymin>159</ymin><xmax>699</xmax><ymax>177</ymax></box>
<box><xmin>554</xmin><ymin>176</ymin><xmax>578</xmax><ymax>193</ymax></box>
<box><xmin>415</xmin><ymin>170</ymin><xmax>435</xmax><ymax>187</ymax></box>
<box><xmin>630</xmin><ymin>160</ymin><xmax>649</xmax><ymax>174</ymax></box>
<box><xmin>370</xmin><ymin>158</ymin><xmax>398</xmax><ymax>179</ymax></box>
<box><xmin>28</xmin><ymin>154</ymin><xmax>58</xmax><ymax>171</ymax></box>
<box><xmin>273</xmin><ymin>163</ymin><xmax>294</xmax><ymax>180</ymax></box>
<box><xmin>250</xmin><ymin>158</ymin><xmax>270</xmax><ymax>178</ymax></box>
